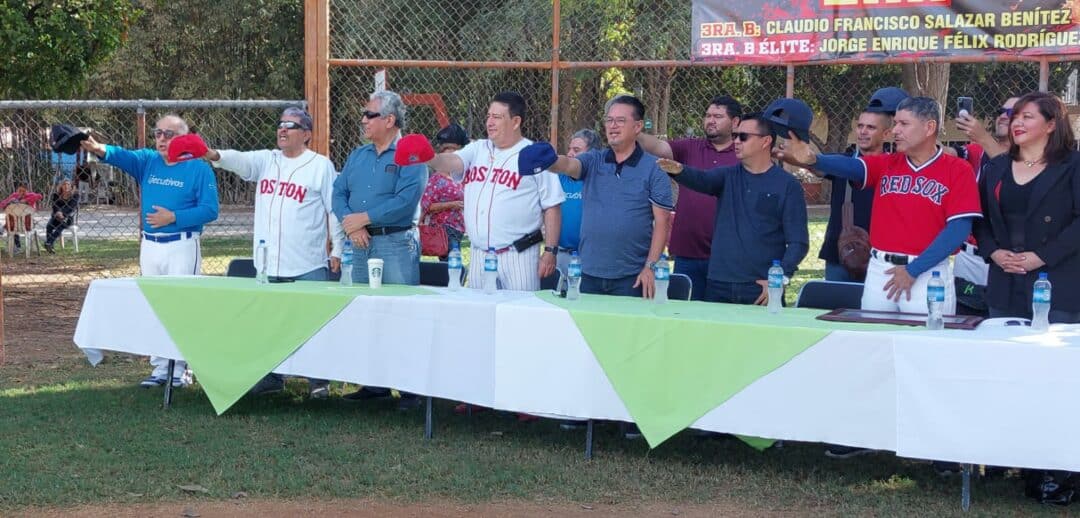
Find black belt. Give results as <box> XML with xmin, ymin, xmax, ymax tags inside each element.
<box><xmin>143</xmin><ymin>231</ymin><xmax>194</xmax><ymax>243</ymax></box>
<box><xmin>367</xmin><ymin>226</ymin><xmax>411</xmax><ymax>236</ymax></box>
<box><xmin>871</xmin><ymin>249</ymin><xmax>910</xmax><ymax>266</ymax></box>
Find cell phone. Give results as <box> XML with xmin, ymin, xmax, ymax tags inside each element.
<box><xmin>512</xmin><ymin>229</ymin><xmax>544</xmax><ymax>252</ymax></box>
<box><xmin>957</xmin><ymin>96</ymin><xmax>974</xmax><ymax>117</ymax></box>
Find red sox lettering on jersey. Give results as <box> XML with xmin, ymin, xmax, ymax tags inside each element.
<box><xmin>259</xmin><ymin>178</ymin><xmax>308</xmax><ymax>203</ymax></box>
<box><xmin>860</xmin><ymin>148</ymin><xmax>981</xmax><ymax>256</ymax></box>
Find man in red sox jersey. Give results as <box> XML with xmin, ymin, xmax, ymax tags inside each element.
<box><xmin>780</xmin><ymin>96</ymin><xmax>982</xmax><ymax>314</ymax></box>
<box><xmin>205</xmin><ymin>107</ymin><xmax>343</xmax><ymax>399</ymax></box>
<box><xmin>423</xmin><ymin>91</ymin><xmax>564</xmax><ymax>291</ymax></box>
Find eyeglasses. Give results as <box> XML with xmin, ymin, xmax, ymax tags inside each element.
<box><xmin>278</xmin><ymin>120</ymin><xmax>309</xmax><ymax>130</ymax></box>
<box><xmin>997</xmin><ymin>107</ymin><xmax>1014</xmax><ymax>118</ymax></box>
<box><xmin>732</xmin><ymin>132</ymin><xmax>767</xmax><ymax>142</ymax></box>
<box><xmin>361</xmin><ymin>111</ymin><xmax>383</xmax><ymax>120</ymax></box>
<box><xmin>604</xmin><ymin>117</ymin><xmax>633</xmax><ymax>127</ymax></box>
<box><xmin>153</xmin><ymin>129</ymin><xmax>178</xmax><ymax>139</ymax></box>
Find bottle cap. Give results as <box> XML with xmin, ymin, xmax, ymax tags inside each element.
<box><xmin>1039</xmin><ymin>272</ymin><xmax>1048</xmax><ymax>279</ymax></box>
<box><xmin>932</xmin><ymin>271</ymin><xmax>940</xmax><ymax>277</ymax></box>
<box><xmin>259</xmin><ymin>239</ymin><xmax>265</xmax><ymax>244</ymax></box>
<box><xmin>488</xmin><ymin>247</ymin><xmax>495</xmax><ymax>252</ymax></box>
<box><xmin>571</xmin><ymin>251</ymin><xmax>578</xmax><ymax>257</ymax></box>
<box><xmin>772</xmin><ymin>259</ymin><xmax>781</xmax><ymax>266</ymax></box>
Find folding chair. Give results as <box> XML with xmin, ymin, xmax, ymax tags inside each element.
<box><xmin>226</xmin><ymin>258</ymin><xmax>257</xmax><ymax>278</ymax></box>
<box><xmin>794</xmin><ymin>280</ymin><xmax>864</xmax><ymax>310</ymax></box>
<box><xmin>4</xmin><ymin>203</ymin><xmax>40</xmax><ymax>258</ymax></box>
<box><xmin>667</xmin><ymin>273</ymin><xmax>693</xmax><ymax>301</ymax></box>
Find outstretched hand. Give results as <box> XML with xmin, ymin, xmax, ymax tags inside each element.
<box><xmin>772</xmin><ymin>130</ymin><xmax>817</xmax><ymax>168</ymax></box>
<box><xmin>656</xmin><ymin>158</ymin><xmax>684</xmax><ymax>175</ymax></box>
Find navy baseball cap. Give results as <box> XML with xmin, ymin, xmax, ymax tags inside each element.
<box><xmin>764</xmin><ymin>98</ymin><xmax>813</xmax><ymax>142</ymax></box>
<box><xmin>518</xmin><ymin>141</ymin><xmax>558</xmax><ymax>176</ymax></box>
<box><xmin>435</xmin><ymin>122</ymin><xmax>468</xmax><ymax>147</ymax></box>
<box><xmin>866</xmin><ymin>87</ymin><xmax>909</xmax><ymax>115</ymax></box>
<box><xmin>50</xmin><ymin>124</ymin><xmax>89</xmax><ymax>155</ymax></box>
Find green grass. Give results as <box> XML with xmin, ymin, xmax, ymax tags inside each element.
<box><xmin>0</xmin><ymin>358</ymin><xmax>1058</xmax><ymax>515</ymax></box>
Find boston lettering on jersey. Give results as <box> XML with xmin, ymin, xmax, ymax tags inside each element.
<box><xmin>259</xmin><ymin>178</ymin><xmax>307</xmax><ymax>203</ymax></box>
<box><xmin>878</xmin><ymin>174</ymin><xmax>949</xmax><ymax>204</ymax></box>
<box><xmin>463</xmin><ymin>166</ymin><xmax>522</xmax><ymax>190</ymax></box>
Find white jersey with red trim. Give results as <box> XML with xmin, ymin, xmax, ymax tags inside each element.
<box><xmin>214</xmin><ymin>149</ymin><xmax>344</xmax><ymax>277</ymax></box>
<box><xmin>859</xmin><ymin>147</ymin><xmax>982</xmax><ymax>256</ymax></box>
<box><xmin>454</xmin><ymin>138</ymin><xmax>565</xmax><ymax>250</ymax></box>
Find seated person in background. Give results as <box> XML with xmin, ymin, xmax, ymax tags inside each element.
<box><xmin>1</xmin><ymin>182</ymin><xmax>44</xmax><ymax>251</ymax></box>
<box><xmin>44</xmin><ymin>180</ymin><xmax>79</xmax><ymax>254</ymax></box>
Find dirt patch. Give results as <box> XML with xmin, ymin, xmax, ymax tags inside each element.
<box><xmin>2</xmin><ymin>282</ymin><xmax>87</xmax><ymax>367</ymax></box>
<box><xmin>11</xmin><ymin>499</ymin><xmax>790</xmax><ymax>518</ymax></box>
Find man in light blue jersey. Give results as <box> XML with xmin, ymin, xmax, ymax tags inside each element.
<box><xmin>82</xmin><ymin>114</ymin><xmax>220</xmax><ymax>389</ymax></box>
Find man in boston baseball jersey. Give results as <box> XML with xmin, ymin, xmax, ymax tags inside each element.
<box><xmin>657</xmin><ymin>110</ymin><xmax>809</xmax><ymax>305</ymax></box>
<box><xmin>522</xmin><ymin>95</ymin><xmax>673</xmax><ymax>299</ymax></box>
<box><xmin>81</xmin><ymin>115</ymin><xmax>220</xmax><ymax>389</ymax></box>
<box><xmin>204</xmin><ymin>106</ymin><xmax>343</xmax><ymax>399</ymax></box>
<box><xmin>778</xmin><ymin>96</ymin><xmax>982</xmax><ymax>314</ymax></box>
<box><xmin>637</xmin><ymin>95</ymin><xmax>742</xmax><ymax>300</ymax></box>
<box><xmin>332</xmin><ymin>90</ymin><xmax>428</xmax><ymax>286</ymax></box>
<box><xmin>422</xmin><ymin>91</ymin><xmax>565</xmax><ymax>291</ymax></box>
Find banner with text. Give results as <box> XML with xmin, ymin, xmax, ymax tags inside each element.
<box><xmin>692</xmin><ymin>0</ymin><xmax>1080</xmax><ymax>63</ymax></box>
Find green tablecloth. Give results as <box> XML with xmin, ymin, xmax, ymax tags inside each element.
<box><xmin>136</xmin><ymin>276</ymin><xmax>434</xmax><ymax>413</ymax></box>
<box><xmin>536</xmin><ymin>292</ymin><xmax>898</xmax><ymax>447</ymax></box>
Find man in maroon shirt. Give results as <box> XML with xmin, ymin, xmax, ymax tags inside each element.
<box><xmin>638</xmin><ymin>95</ymin><xmax>742</xmax><ymax>299</ymax></box>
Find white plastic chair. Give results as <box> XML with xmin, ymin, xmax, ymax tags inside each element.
<box><xmin>4</xmin><ymin>203</ymin><xmax>40</xmax><ymax>258</ymax></box>
<box><xmin>58</xmin><ymin>207</ymin><xmax>79</xmax><ymax>252</ymax></box>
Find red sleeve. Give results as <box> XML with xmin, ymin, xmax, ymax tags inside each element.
<box><xmin>858</xmin><ymin>153</ymin><xmax>891</xmax><ymax>190</ymax></box>
<box><xmin>420</xmin><ymin>177</ymin><xmax>436</xmax><ymax>213</ymax></box>
<box><xmin>26</xmin><ymin>192</ymin><xmax>43</xmax><ymax>204</ymax></box>
<box><xmin>965</xmin><ymin>143</ymin><xmax>984</xmax><ymax>179</ymax></box>
<box><xmin>945</xmin><ymin>158</ymin><xmax>982</xmax><ymax>221</ymax></box>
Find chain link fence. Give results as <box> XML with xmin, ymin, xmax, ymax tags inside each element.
<box><xmin>0</xmin><ymin>100</ymin><xmax>304</xmax><ymax>288</ymax></box>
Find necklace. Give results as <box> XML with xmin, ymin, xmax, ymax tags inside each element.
<box><xmin>1022</xmin><ymin>158</ymin><xmax>1043</xmax><ymax>167</ymax></box>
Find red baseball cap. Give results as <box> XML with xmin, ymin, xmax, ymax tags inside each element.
<box><xmin>393</xmin><ymin>134</ymin><xmax>435</xmax><ymax>166</ymax></box>
<box><xmin>167</xmin><ymin>133</ymin><xmax>209</xmax><ymax>163</ymax></box>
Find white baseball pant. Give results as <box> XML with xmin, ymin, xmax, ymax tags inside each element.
<box><xmin>140</xmin><ymin>232</ymin><xmax>202</xmax><ymax>379</ymax></box>
<box><xmin>862</xmin><ymin>250</ymin><xmax>956</xmax><ymax>315</ymax></box>
<box><xmin>467</xmin><ymin>244</ymin><xmax>540</xmax><ymax>291</ymax></box>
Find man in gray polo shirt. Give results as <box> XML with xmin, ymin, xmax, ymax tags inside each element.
<box><xmin>521</xmin><ymin>95</ymin><xmax>673</xmax><ymax>298</ymax></box>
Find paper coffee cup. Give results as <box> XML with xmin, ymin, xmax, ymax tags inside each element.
<box><xmin>368</xmin><ymin>258</ymin><xmax>384</xmax><ymax>288</ymax></box>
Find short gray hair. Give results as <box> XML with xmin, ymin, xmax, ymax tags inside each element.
<box><xmin>570</xmin><ymin>128</ymin><xmax>602</xmax><ymax>151</ymax></box>
<box><xmin>896</xmin><ymin>96</ymin><xmax>941</xmax><ymax>133</ymax></box>
<box><xmin>371</xmin><ymin>91</ymin><xmax>406</xmax><ymax>129</ymax></box>
<box><xmin>281</xmin><ymin>106</ymin><xmax>313</xmax><ymax>130</ymax></box>
<box><xmin>157</xmin><ymin>114</ymin><xmax>189</xmax><ymax>134</ymax></box>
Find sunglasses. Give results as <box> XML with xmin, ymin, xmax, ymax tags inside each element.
<box><xmin>153</xmin><ymin>129</ymin><xmax>178</xmax><ymax>139</ymax></box>
<box><xmin>278</xmin><ymin>120</ymin><xmax>309</xmax><ymax>130</ymax></box>
<box><xmin>732</xmin><ymin>132</ymin><xmax>767</xmax><ymax>142</ymax></box>
<box><xmin>997</xmin><ymin>107</ymin><xmax>1014</xmax><ymax>118</ymax></box>
<box><xmin>361</xmin><ymin>111</ymin><xmax>383</xmax><ymax>120</ymax></box>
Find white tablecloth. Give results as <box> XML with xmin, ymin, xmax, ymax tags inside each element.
<box><xmin>73</xmin><ymin>278</ymin><xmax>1080</xmax><ymax>471</ymax></box>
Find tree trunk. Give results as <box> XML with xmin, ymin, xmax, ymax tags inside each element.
<box><xmin>902</xmin><ymin>63</ymin><xmax>951</xmax><ymax>111</ymax></box>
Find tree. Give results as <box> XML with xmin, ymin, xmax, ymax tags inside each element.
<box><xmin>0</xmin><ymin>1</ymin><xmax>140</xmax><ymax>98</ymax></box>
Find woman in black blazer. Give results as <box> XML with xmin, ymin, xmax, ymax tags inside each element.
<box><xmin>974</xmin><ymin>91</ymin><xmax>1080</xmax><ymax>323</ymax></box>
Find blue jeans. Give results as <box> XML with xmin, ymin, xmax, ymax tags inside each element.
<box><xmin>705</xmin><ymin>279</ymin><xmax>773</xmax><ymax>305</ymax></box>
<box><xmin>825</xmin><ymin>261</ymin><xmax>855</xmax><ymax>282</ymax></box>
<box><xmin>351</xmin><ymin>229</ymin><xmax>420</xmax><ymax>285</ymax></box>
<box><xmin>674</xmin><ymin>256</ymin><xmax>709</xmax><ymax>301</ymax></box>
<box><xmin>581</xmin><ymin>273</ymin><xmax>641</xmax><ymax>297</ymax></box>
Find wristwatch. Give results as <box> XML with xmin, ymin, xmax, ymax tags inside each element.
<box><xmin>543</xmin><ymin>245</ymin><xmax>558</xmax><ymax>255</ymax></box>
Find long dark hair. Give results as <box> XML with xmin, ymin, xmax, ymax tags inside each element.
<box><xmin>1008</xmin><ymin>92</ymin><xmax>1074</xmax><ymax>165</ymax></box>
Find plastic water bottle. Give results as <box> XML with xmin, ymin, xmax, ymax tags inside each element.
<box><xmin>566</xmin><ymin>251</ymin><xmax>583</xmax><ymax>300</ymax></box>
<box><xmin>654</xmin><ymin>255</ymin><xmax>670</xmax><ymax>304</ymax></box>
<box><xmin>340</xmin><ymin>240</ymin><xmax>354</xmax><ymax>287</ymax></box>
<box><xmin>926</xmin><ymin>271</ymin><xmax>945</xmax><ymax>330</ymax></box>
<box><xmin>1032</xmin><ymin>272</ymin><xmax>1051</xmax><ymax>332</ymax></box>
<box><xmin>255</xmin><ymin>239</ymin><xmax>269</xmax><ymax>284</ymax></box>
<box><xmin>767</xmin><ymin>260</ymin><xmax>784</xmax><ymax>314</ymax></box>
<box><xmin>483</xmin><ymin>247</ymin><xmax>498</xmax><ymax>294</ymax></box>
<box><xmin>447</xmin><ymin>245</ymin><xmax>463</xmax><ymax>291</ymax></box>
